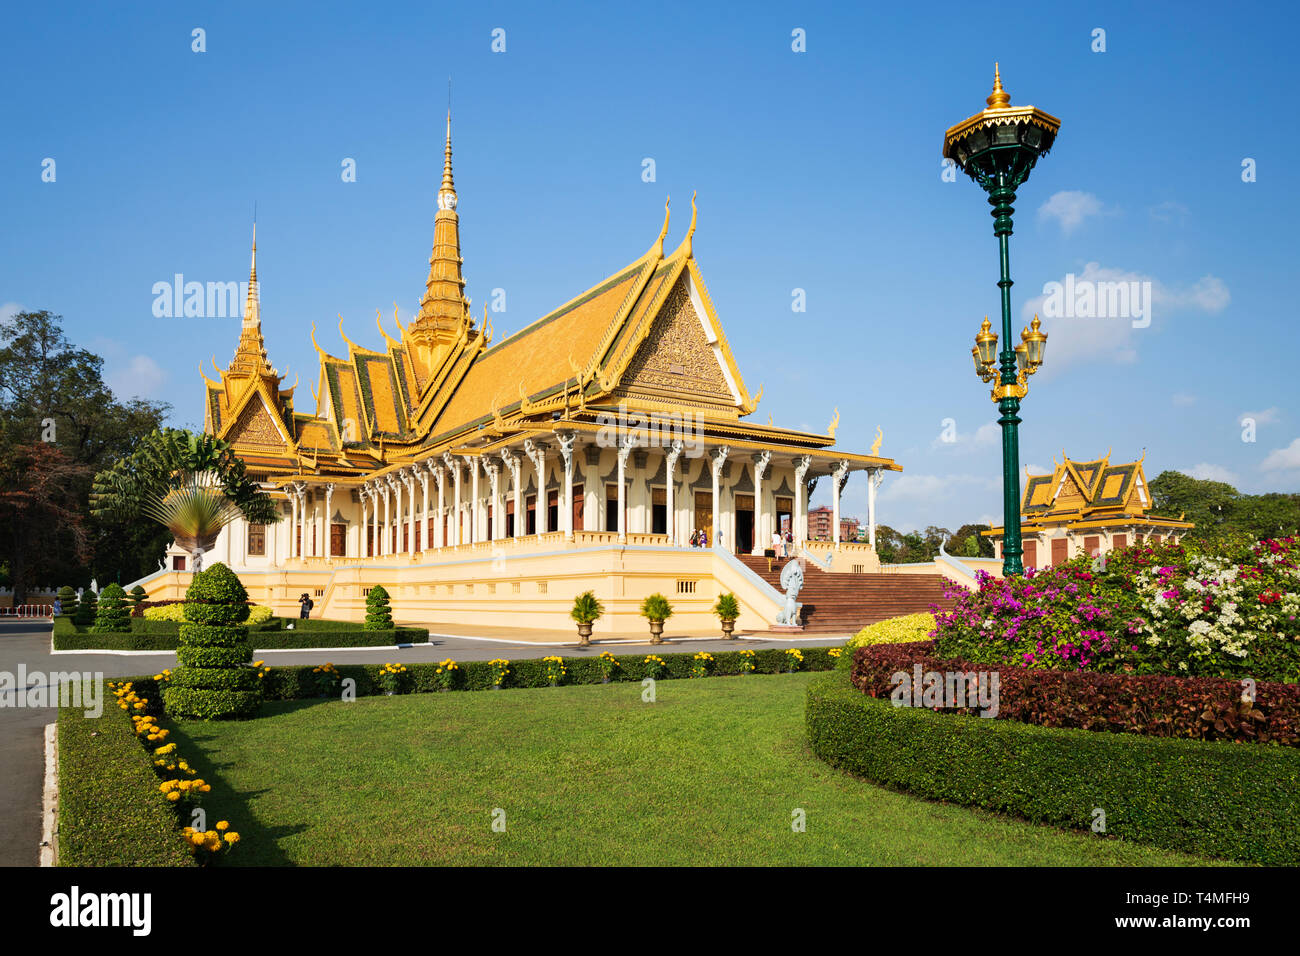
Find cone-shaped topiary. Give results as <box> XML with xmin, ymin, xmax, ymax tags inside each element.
<box><xmin>56</xmin><ymin>586</ymin><xmax>77</xmax><ymax>618</ymax></box>
<box><xmin>365</xmin><ymin>585</ymin><xmax>393</xmax><ymax>630</ymax></box>
<box><xmin>128</xmin><ymin>584</ymin><xmax>147</xmax><ymax>612</ymax></box>
<box><xmin>74</xmin><ymin>588</ymin><xmax>98</xmax><ymax>626</ymax></box>
<box><xmin>163</xmin><ymin>562</ymin><xmax>261</xmax><ymax>719</ymax></box>
<box><xmin>92</xmin><ymin>583</ymin><xmax>131</xmax><ymax>633</ymax></box>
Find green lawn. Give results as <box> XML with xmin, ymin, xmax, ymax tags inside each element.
<box><xmin>171</xmin><ymin>674</ymin><xmax>1212</xmax><ymax>866</ymax></box>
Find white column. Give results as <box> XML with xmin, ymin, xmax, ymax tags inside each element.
<box><xmin>464</xmin><ymin>456</ymin><xmax>479</xmax><ymax>544</ymax></box>
<box><xmin>402</xmin><ymin>469</ymin><xmax>416</xmax><ymax>555</ymax></box>
<box><xmin>831</xmin><ymin>459</ymin><xmax>850</xmax><ymax>549</ymax></box>
<box><xmin>324</xmin><ymin>484</ymin><xmax>335</xmax><ymax>560</ymax></box>
<box><xmin>359</xmin><ymin>489</ymin><xmax>369</xmax><ymax>558</ymax></box>
<box><xmin>559</xmin><ymin>431</ymin><xmax>576</xmax><ymax>541</ymax></box>
<box><xmin>501</xmin><ymin>448</ymin><xmax>522</xmax><ymax>538</ymax></box>
<box><xmin>868</xmin><ymin>468</ymin><xmax>883</xmax><ymax>551</ymax></box>
<box><xmin>752</xmin><ymin>450</ymin><xmax>771</xmax><ymax>555</ymax></box>
<box><xmin>294</xmin><ymin>482</ymin><xmax>308</xmax><ymax>558</ymax></box>
<box><xmin>710</xmin><ymin>446</ymin><xmax>728</xmax><ymax>550</ymax></box>
<box><xmin>794</xmin><ymin>455</ymin><xmax>811</xmax><ymax>550</ymax></box>
<box><xmin>289</xmin><ymin>491</ymin><xmax>299</xmax><ymax>560</ymax></box>
<box><xmin>485</xmin><ymin>458</ymin><xmax>501</xmax><ymax>541</ymax></box>
<box><xmin>524</xmin><ymin>439</ymin><xmax>547</xmax><ymax>535</ymax></box>
<box><xmin>616</xmin><ymin>436</ymin><xmax>633</xmax><ymax>543</ymax></box>
<box><xmin>381</xmin><ymin>480</ymin><xmax>392</xmax><ymax>556</ymax></box>
<box><xmin>432</xmin><ymin>463</ymin><xmax>445</xmax><ymax>548</ymax></box>
<box><xmin>665</xmin><ymin>439</ymin><xmax>682</xmax><ymax>545</ymax></box>
<box><xmin>419</xmin><ymin>466</ymin><xmax>430</xmax><ymax>553</ymax></box>
<box><xmin>442</xmin><ymin>453</ymin><xmax>459</xmax><ymax>546</ymax></box>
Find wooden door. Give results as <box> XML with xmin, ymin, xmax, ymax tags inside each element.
<box><xmin>1112</xmin><ymin>533</ymin><xmax>1127</xmax><ymax>550</ymax></box>
<box><xmin>331</xmin><ymin>523</ymin><xmax>346</xmax><ymax>558</ymax></box>
<box><xmin>572</xmin><ymin>484</ymin><xmax>584</xmax><ymax>531</ymax></box>
<box><xmin>694</xmin><ymin>491</ymin><xmax>713</xmax><ymax>543</ymax></box>
<box><xmin>1022</xmin><ymin>539</ymin><xmax>1037</xmax><ymax>569</ymax></box>
<box><xmin>1051</xmin><ymin>537</ymin><xmax>1068</xmax><ymax>566</ymax></box>
<box><xmin>1083</xmin><ymin>535</ymin><xmax>1099</xmax><ymax>560</ymax></box>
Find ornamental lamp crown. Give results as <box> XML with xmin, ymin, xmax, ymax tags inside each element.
<box><xmin>943</xmin><ymin>64</ymin><xmax>1061</xmax><ymax>184</ymax></box>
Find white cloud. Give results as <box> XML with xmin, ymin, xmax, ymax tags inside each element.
<box><xmin>1038</xmin><ymin>190</ymin><xmax>1104</xmax><ymax>236</ymax></box>
<box><xmin>1261</xmin><ymin>438</ymin><xmax>1300</xmax><ymax>473</ymax></box>
<box><xmin>1022</xmin><ymin>262</ymin><xmax>1231</xmax><ymax>375</ymax></box>
<box><xmin>1149</xmin><ymin>201</ymin><xmax>1190</xmax><ymax>224</ymax></box>
<box><xmin>105</xmin><ymin>353</ymin><xmax>168</xmax><ymax>400</ymax></box>
<box><xmin>1185</xmin><ymin>463</ymin><xmax>1240</xmax><ymax>485</ymax></box>
<box><xmin>0</xmin><ymin>302</ymin><xmax>23</xmax><ymax>324</ymax></box>
<box><xmin>1172</xmin><ymin>392</ymin><xmax>1196</xmax><ymax>407</ymax></box>
<box><xmin>930</xmin><ymin>419</ymin><xmax>998</xmax><ymax>453</ymax></box>
<box><xmin>1239</xmin><ymin>407</ymin><xmax>1281</xmax><ymax>426</ymax></box>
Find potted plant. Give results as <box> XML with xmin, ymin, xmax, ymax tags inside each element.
<box><xmin>712</xmin><ymin>593</ymin><xmax>740</xmax><ymax>639</ymax></box>
<box><xmin>570</xmin><ymin>591</ymin><xmax>604</xmax><ymax>646</ymax></box>
<box><xmin>640</xmin><ymin>593</ymin><xmax>673</xmax><ymax>644</ymax></box>
<box><xmin>378</xmin><ymin>662</ymin><xmax>408</xmax><ymax>695</ymax></box>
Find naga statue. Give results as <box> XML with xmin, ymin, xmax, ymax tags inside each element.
<box><xmin>776</xmin><ymin>559</ymin><xmax>804</xmax><ymax>626</ymax></box>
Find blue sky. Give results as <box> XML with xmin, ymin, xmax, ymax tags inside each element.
<box><xmin>3</xmin><ymin>0</ymin><xmax>1297</xmax><ymax>533</ymax></box>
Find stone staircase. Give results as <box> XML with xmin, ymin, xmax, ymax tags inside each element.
<box><xmin>737</xmin><ymin>555</ymin><xmax>956</xmax><ymax>634</ymax></box>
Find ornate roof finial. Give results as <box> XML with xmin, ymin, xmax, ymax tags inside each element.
<box><xmin>684</xmin><ymin>191</ymin><xmax>698</xmax><ymax>257</ymax></box>
<box><xmin>650</xmin><ymin>196</ymin><xmax>670</xmax><ymax>258</ymax></box>
<box><xmin>439</xmin><ymin>110</ymin><xmax>456</xmax><ymax>207</ymax></box>
<box><xmin>987</xmin><ymin>62</ymin><xmax>1011</xmax><ymax>109</ymax></box>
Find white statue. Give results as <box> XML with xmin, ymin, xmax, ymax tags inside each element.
<box><xmin>776</xmin><ymin>559</ymin><xmax>804</xmax><ymax>625</ymax></box>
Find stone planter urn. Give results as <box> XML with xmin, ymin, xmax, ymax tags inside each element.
<box><xmin>720</xmin><ymin>619</ymin><xmax>736</xmax><ymax>639</ymax></box>
<box><xmin>648</xmin><ymin>620</ymin><xmax>665</xmax><ymax>644</ymax></box>
<box><xmin>576</xmin><ymin>622</ymin><xmax>594</xmax><ymax>646</ymax></box>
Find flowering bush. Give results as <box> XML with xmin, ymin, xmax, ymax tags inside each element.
<box><xmin>643</xmin><ymin>654</ymin><xmax>668</xmax><ymax>679</ymax></box>
<box><xmin>433</xmin><ymin>659</ymin><xmax>459</xmax><ymax>691</ymax></box>
<box><xmin>310</xmin><ymin>662</ymin><xmax>341</xmax><ymax>696</ymax></box>
<box><xmin>784</xmin><ymin>648</ymin><xmax>804</xmax><ymax>672</ymax></box>
<box><xmin>932</xmin><ymin>537</ymin><xmax>1300</xmax><ymax>681</ymax></box>
<box><xmin>488</xmin><ymin>659</ymin><xmax>510</xmax><ymax>687</ymax></box>
<box><xmin>848</xmin><ymin>613</ymin><xmax>936</xmax><ymax>648</ymax></box>
<box><xmin>596</xmin><ymin>651</ymin><xmax>619</xmax><ymax>681</ymax></box>
<box><xmin>737</xmin><ymin>649</ymin><xmax>756</xmax><ymax>674</ymax></box>
<box><xmin>542</xmin><ymin>655</ymin><xmax>567</xmax><ymax>686</ymax></box>
<box><xmin>378</xmin><ymin>662</ymin><xmax>409</xmax><ymax>694</ymax></box>
<box><xmin>182</xmin><ymin>822</ymin><xmax>240</xmax><ymax>865</ymax></box>
<box><xmin>690</xmin><ymin>651</ymin><xmax>714</xmax><ymax>678</ymax></box>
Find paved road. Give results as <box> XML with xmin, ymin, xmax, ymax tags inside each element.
<box><xmin>1</xmin><ymin>619</ymin><xmax>847</xmax><ymax>866</ymax></box>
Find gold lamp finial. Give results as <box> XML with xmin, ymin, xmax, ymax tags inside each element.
<box><xmin>987</xmin><ymin>62</ymin><xmax>1011</xmax><ymax>109</ymax></box>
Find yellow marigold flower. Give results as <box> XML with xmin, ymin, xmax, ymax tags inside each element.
<box><xmin>216</xmin><ymin>820</ymin><xmax>229</xmax><ymax>830</ymax></box>
<box><xmin>224</xmin><ymin>832</ymin><xmax>240</xmax><ymax>844</ymax></box>
<box><xmin>167</xmin><ymin>792</ymin><xmax>180</xmax><ymax>802</ymax></box>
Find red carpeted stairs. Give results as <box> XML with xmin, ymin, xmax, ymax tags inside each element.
<box><xmin>738</xmin><ymin>555</ymin><xmax>957</xmax><ymax>634</ymax></box>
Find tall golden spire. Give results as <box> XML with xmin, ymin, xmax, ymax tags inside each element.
<box><xmin>409</xmin><ymin>109</ymin><xmax>473</xmax><ymax>376</ymax></box>
<box><xmin>226</xmin><ymin>223</ymin><xmax>276</xmax><ymax>379</ymax></box>
<box><xmin>986</xmin><ymin>62</ymin><xmax>1011</xmax><ymax>109</ymax></box>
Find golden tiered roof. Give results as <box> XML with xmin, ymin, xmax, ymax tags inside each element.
<box><xmin>205</xmin><ymin>123</ymin><xmax>897</xmax><ymax>485</ymax></box>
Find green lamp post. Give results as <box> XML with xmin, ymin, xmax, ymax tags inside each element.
<box><xmin>944</xmin><ymin>65</ymin><xmax>1060</xmax><ymax>576</ymax></box>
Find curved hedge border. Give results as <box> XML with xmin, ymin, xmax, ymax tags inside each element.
<box><xmin>58</xmin><ymin>702</ymin><xmax>195</xmax><ymax>866</ymax></box>
<box><xmin>124</xmin><ymin>647</ymin><xmax>836</xmax><ymax>703</ymax></box>
<box><xmin>805</xmin><ymin>669</ymin><xmax>1300</xmax><ymax>864</ymax></box>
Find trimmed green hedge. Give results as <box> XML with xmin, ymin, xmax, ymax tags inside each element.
<box><xmin>804</xmin><ymin>669</ymin><xmax>1300</xmax><ymax>865</ymax></box>
<box><xmin>122</xmin><ymin>647</ymin><xmax>835</xmax><ymax>704</ymax></box>
<box><xmin>52</xmin><ymin>615</ymin><xmax>428</xmax><ymax>651</ymax></box>
<box><xmin>58</xmin><ymin>701</ymin><xmax>195</xmax><ymax>866</ymax></box>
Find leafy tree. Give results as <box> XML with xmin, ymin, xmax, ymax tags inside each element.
<box><xmin>0</xmin><ymin>310</ymin><xmax>171</xmax><ymax>592</ymax></box>
<box><xmin>952</xmin><ymin>522</ymin><xmax>995</xmax><ymax>558</ymax></box>
<box><xmin>1149</xmin><ymin>470</ymin><xmax>1300</xmax><ymax>544</ymax></box>
<box><xmin>0</xmin><ymin>442</ymin><xmax>93</xmax><ymax>603</ymax></box>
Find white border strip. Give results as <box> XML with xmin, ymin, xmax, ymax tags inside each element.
<box><xmin>40</xmin><ymin>721</ymin><xmax>58</xmax><ymax>867</ymax></box>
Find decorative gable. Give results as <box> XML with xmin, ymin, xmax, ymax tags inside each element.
<box><xmin>618</xmin><ymin>275</ymin><xmax>735</xmax><ymax>406</ymax></box>
<box><xmin>227</xmin><ymin>392</ymin><xmax>290</xmax><ymax>449</ymax></box>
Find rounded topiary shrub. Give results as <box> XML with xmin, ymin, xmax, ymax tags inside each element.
<box><xmin>91</xmin><ymin>583</ymin><xmax>131</xmax><ymax>633</ymax></box>
<box><xmin>73</xmin><ymin>588</ymin><xmax>98</xmax><ymax>626</ymax></box>
<box><xmin>365</xmin><ymin>585</ymin><xmax>393</xmax><ymax>630</ymax></box>
<box><xmin>56</xmin><ymin>586</ymin><xmax>77</xmax><ymax>617</ymax></box>
<box><xmin>163</xmin><ymin>563</ymin><xmax>261</xmax><ymax>720</ymax></box>
<box><xmin>128</xmin><ymin>584</ymin><xmax>147</xmax><ymax>613</ymax></box>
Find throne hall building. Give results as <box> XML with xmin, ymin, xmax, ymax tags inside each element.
<box><xmin>150</xmin><ymin>119</ymin><xmax>909</xmax><ymax>635</ymax></box>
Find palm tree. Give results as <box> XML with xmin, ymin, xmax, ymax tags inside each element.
<box><xmin>92</xmin><ymin>428</ymin><xmax>279</xmax><ymax>570</ymax></box>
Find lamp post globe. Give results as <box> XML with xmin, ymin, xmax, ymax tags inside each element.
<box><xmin>944</xmin><ymin>65</ymin><xmax>1060</xmax><ymax>576</ymax></box>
